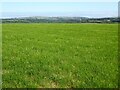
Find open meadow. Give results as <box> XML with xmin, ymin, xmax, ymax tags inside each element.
<box><xmin>2</xmin><ymin>23</ymin><xmax>118</xmax><ymax>88</ymax></box>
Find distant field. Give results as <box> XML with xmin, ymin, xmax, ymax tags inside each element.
<box><xmin>2</xmin><ymin>23</ymin><xmax>118</xmax><ymax>88</ymax></box>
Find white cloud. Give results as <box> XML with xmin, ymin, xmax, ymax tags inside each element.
<box><xmin>0</xmin><ymin>0</ymin><xmax>119</xmax><ymax>2</ymax></box>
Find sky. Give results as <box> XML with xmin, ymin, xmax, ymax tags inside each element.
<box><xmin>0</xmin><ymin>0</ymin><xmax>119</xmax><ymax>2</ymax></box>
<box><xmin>1</xmin><ymin>2</ymin><xmax>118</xmax><ymax>18</ymax></box>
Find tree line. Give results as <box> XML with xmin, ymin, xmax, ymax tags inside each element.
<box><xmin>1</xmin><ymin>17</ymin><xmax>120</xmax><ymax>23</ymax></box>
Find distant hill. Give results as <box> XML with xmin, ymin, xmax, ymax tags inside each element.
<box><xmin>1</xmin><ymin>16</ymin><xmax>119</xmax><ymax>23</ymax></box>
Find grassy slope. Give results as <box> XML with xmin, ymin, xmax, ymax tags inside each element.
<box><xmin>2</xmin><ymin>23</ymin><xmax>118</xmax><ymax>88</ymax></box>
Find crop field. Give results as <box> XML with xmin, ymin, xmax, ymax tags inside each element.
<box><xmin>2</xmin><ymin>23</ymin><xmax>118</xmax><ymax>88</ymax></box>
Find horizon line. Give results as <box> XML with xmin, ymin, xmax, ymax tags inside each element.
<box><xmin>1</xmin><ymin>16</ymin><xmax>118</xmax><ymax>19</ymax></box>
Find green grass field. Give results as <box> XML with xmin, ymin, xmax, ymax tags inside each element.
<box><xmin>2</xmin><ymin>23</ymin><xmax>118</xmax><ymax>88</ymax></box>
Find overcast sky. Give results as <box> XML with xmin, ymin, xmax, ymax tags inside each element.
<box><xmin>1</xmin><ymin>2</ymin><xmax>118</xmax><ymax>18</ymax></box>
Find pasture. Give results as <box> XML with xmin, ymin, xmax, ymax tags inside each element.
<box><xmin>2</xmin><ymin>23</ymin><xmax>118</xmax><ymax>88</ymax></box>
